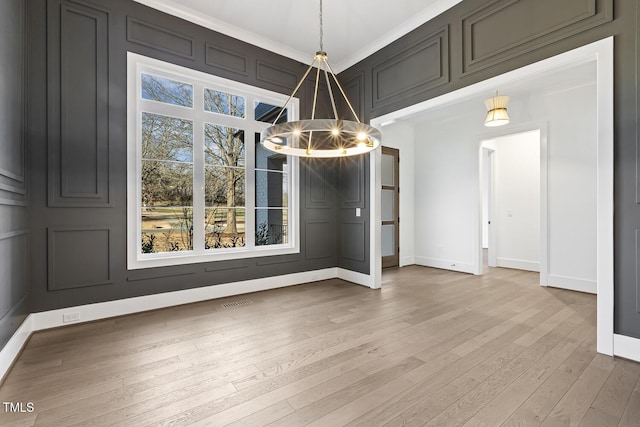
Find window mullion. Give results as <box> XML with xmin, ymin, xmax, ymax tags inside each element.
<box><xmin>192</xmin><ymin>82</ymin><xmax>205</xmax><ymax>253</ymax></box>
<box><xmin>245</xmin><ymin>96</ymin><xmax>257</xmax><ymax>249</ymax></box>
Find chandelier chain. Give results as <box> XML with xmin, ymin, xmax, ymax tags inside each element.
<box><xmin>319</xmin><ymin>0</ymin><xmax>323</xmax><ymax>51</ymax></box>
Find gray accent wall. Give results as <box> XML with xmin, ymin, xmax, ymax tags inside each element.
<box><xmin>338</xmin><ymin>0</ymin><xmax>640</xmax><ymax>339</ymax></box>
<box><xmin>0</xmin><ymin>0</ymin><xmax>29</xmax><ymax>350</ymax></box>
<box><xmin>26</xmin><ymin>0</ymin><xmax>344</xmax><ymax>313</ymax></box>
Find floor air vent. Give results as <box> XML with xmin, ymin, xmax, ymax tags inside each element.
<box><xmin>221</xmin><ymin>300</ymin><xmax>253</xmax><ymax>308</ymax></box>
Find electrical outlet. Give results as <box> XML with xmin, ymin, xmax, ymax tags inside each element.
<box><xmin>63</xmin><ymin>312</ymin><xmax>80</xmax><ymax>323</ymax></box>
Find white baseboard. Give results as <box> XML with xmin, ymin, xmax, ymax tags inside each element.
<box><xmin>337</xmin><ymin>268</ymin><xmax>376</xmax><ymax>289</ymax></box>
<box><xmin>31</xmin><ymin>268</ymin><xmax>339</xmax><ymax>331</ymax></box>
<box><xmin>400</xmin><ymin>256</ymin><xmax>415</xmax><ymax>267</ymax></box>
<box><xmin>414</xmin><ymin>257</ymin><xmax>475</xmax><ymax>274</ymax></box>
<box><xmin>547</xmin><ymin>274</ymin><xmax>597</xmax><ymax>294</ymax></box>
<box><xmin>496</xmin><ymin>258</ymin><xmax>540</xmax><ymax>272</ymax></box>
<box><xmin>1</xmin><ymin>267</ymin><xmax>353</xmax><ymax>381</ymax></box>
<box><xmin>0</xmin><ymin>315</ymin><xmax>33</xmax><ymax>384</ymax></box>
<box><xmin>614</xmin><ymin>334</ymin><xmax>640</xmax><ymax>363</ymax></box>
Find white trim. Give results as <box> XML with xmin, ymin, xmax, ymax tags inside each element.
<box><xmin>127</xmin><ymin>52</ymin><xmax>300</xmax><ymax>270</ymax></box>
<box><xmin>547</xmin><ymin>274</ymin><xmax>597</xmax><ymax>294</ymax></box>
<box><xmin>400</xmin><ymin>256</ymin><xmax>416</xmax><ymax>267</ymax></box>
<box><xmin>613</xmin><ymin>334</ymin><xmax>640</xmax><ymax>363</ymax></box>
<box><xmin>595</xmin><ymin>38</ymin><xmax>615</xmax><ymax>356</ymax></box>
<box><xmin>337</xmin><ymin>268</ymin><xmax>374</xmax><ymax>288</ymax></box>
<box><xmin>29</xmin><ymin>268</ymin><xmax>336</xmax><ymax>331</ymax></box>
<box><xmin>371</xmin><ymin>37</ymin><xmax>614</xmax><ymax>357</ymax></box>
<box><xmin>0</xmin><ymin>315</ymin><xmax>32</xmax><ymax>384</ymax></box>
<box><xmin>414</xmin><ymin>257</ymin><xmax>476</xmax><ymax>275</ymax></box>
<box><xmin>131</xmin><ymin>0</ymin><xmax>463</xmax><ymax>74</ymax></box>
<box><xmin>370</xmin><ymin>148</ymin><xmax>382</xmax><ymax>289</ymax></box>
<box><xmin>496</xmin><ymin>258</ymin><xmax>540</xmax><ymax>272</ymax></box>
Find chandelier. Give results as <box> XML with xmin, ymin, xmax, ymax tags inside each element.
<box><xmin>260</xmin><ymin>0</ymin><xmax>381</xmax><ymax>158</ymax></box>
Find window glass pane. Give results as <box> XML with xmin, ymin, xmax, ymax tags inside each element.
<box><xmin>141</xmin><ymin>207</ymin><xmax>193</xmax><ymax>253</ymax></box>
<box><xmin>255</xmin><ymin>171</ymin><xmax>287</xmax><ymax>208</ymax></box>
<box><xmin>382</xmin><ymin>225</ymin><xmax>395</xmax><ymax>257</ymax></box>
<box><xmin>204</xmin><ymin>89</ymin><xmax>245</xmax><ymax>118</ymax></box>
<box><xmin>382</xmin><ymin>189</ymin><xmax>395</xmax><ymax>222</ymax></box>
<box><xmin>205</xmin><ymin>208</ymin><xmax>246</xmax><ymax>248</ymax></box>
<box><xmin>255</xmin><ymin>133</ymin><xmax>287</xmax><ymax>171</ymax></box>
<box><xmin>142</xmin><ymin>160</ymin><xmax>193</xmax><ymax>206</ymax></box>
<box><xmin>141</xmin><ymin>74</ymin><xmax>193</xmax><ymax>107</ymax></box>
<box><xmin>205</xmin><ymin>166</ymin><xmax>245</xmax><ymax>207</ymax></box>
<box><xmin>204</xmin><ymin>124</ymin><xmax>245</xmax><ymax>167</ymax></box>
<box><xmin>256</xmin><ymin>209</ymin><xmax>288</xmax><ymax>246</ymax></box>
<box><xmin>254</xmin><ymin>101</ymin><xmax>286</xmax><ymax>124</ymax></box>
<box><xmin>382</xmin><ymin>153</ymin><xmax>395</xmax><ymax>186</ymax></box>
<box><xmin>142</xmin><ymin>113</ymin><xmax>193</xmax><ymax>162</ymax></box>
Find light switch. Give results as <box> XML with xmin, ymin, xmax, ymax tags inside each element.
<box><xmin>356</xmin><ymin>208</ymin><xmax>361</xmax><ymax>217</ymax></box>
<box><xmin>507</xmin><ymin>209</ymin><xmax>513</xmax><ymax>217</ymax></box>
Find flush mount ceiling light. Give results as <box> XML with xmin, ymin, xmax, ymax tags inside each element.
<box><xmin>260</xmin><ymin>0</ymin><xmax>381</xmax><ymax>158</ymax></box>
<box><xmin>484</xmin><ymin>91</ymin><xmax>510</xmax><ymax>127</ymax></box>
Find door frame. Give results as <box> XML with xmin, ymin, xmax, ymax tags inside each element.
<box><xmin>475</xmin><ymin>126</ymin><xmax>547</xmax><ymax>281</ymax></box>
<box><xmin>381</xmin><ymin>146</ymin><xmax>400</xmax><ymax>268</ymax></box>
<box><xmin>480</xmin><ymin>144</ymin><xmax>497</xmax><ymax>272</ymax></box>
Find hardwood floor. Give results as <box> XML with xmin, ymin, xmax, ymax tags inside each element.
<box><xmin>1</xmin><ymin>265</ymin><xmax>639</xmax><ymax>426</ymax></box>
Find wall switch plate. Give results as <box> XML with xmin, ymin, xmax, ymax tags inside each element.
<box><xmin>63</xmin><ymin>312</ymin><xmax>80</xmax><ymax>323</ymax></box>
<box><xmin>507</xmin><ymin>209</ymin><xmax>513</xmax><ymax>217</ymax></box>
<box><xmin>355</xmin><ymin>208</ymin><xmax>361</xmax><ymax>217</ymax></box>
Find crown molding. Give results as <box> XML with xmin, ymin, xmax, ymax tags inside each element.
<box><xmin>132</xmin><ymin>0</ymin><xmax>462</xmax><ymax>73</ymax></box>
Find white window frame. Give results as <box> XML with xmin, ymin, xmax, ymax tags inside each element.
<box><xmin>127</xmin><ymin>52</ymin><xmax>299</xmax><ymax>270</ymax></box>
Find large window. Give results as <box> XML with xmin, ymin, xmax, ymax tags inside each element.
<box><xmin>127</xmin><ymin>53</ymin><xmax>299</xmax><ymax>269</ymax></box>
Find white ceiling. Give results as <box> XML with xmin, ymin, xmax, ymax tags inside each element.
<box><xmin>133</xmin><ymin>0</ymin><xmax>463</xmax><ymax>72</ymax></box>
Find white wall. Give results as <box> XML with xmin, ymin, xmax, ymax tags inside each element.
<box><xmin>490</xmin><ymin>131</ymin><xmax>540</xmax><ymax>272</ymax></box>
<box><xmin>379</xmin><ymin>122</ymin><xmax>415</xmax><ymax>266</ymax></box>
<box><xmin>409</xmin><ymin>80</ymin><xmax>597</xmax><ymax>292</ymax></box>
<box><xmin>413</xmin><ymin>113</ymin><xmax>479</xmax><ymax>273</ymax></box>
<box><xmin>543</xmin><ymin>85</ymin><xmax>597</xmax><ymax>293</ymax></box>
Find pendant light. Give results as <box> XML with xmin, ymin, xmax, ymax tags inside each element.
<box><xmin>260</xmin><ymin>0</ymin><xmax>381</xmax><ymax>158</ymax></box>
<box><xmin>484</xmin><ymin>91</ymin><xmax>510</xmax><ymax>127</ymax></box>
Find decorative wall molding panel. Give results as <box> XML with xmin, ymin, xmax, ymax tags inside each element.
<box><xmin>341</xmin><ymin>156</ymin><xmax>365</xmax><ymax>207</ymax></box>
<box><xmin>47</xmin><ymin>0</ymin><xmax>111</xmax><ymax>207</ymax></box>
<box><xmin>305</xmin><ymin>220</ymin><xmax>333</xmax><ymax>260</ymax></box>
<box><xmin>47</xmin><ymin>226</ymin><xmax>113</xmax><ymax>290</ymax></box>
<box><xmin>342</xmin><ymin>72</ymin><xmax>365</xmax><ymax>121</ymax></box>
<box><xmin>0</xmin><ymin>231</ymin><xmax>28</xmax><ymax>320</ymax></box>
<box><xmin>256</xmin><ymin>60</ymin><xmax>298</xmax><ymax>91</ymax></box>
<box><xmin>127</xmin><ymin>16</ymin><xmax>195</xmax><ymax>59</ymax></box>
<box><xmin>205</xmin><ymin>43</ymin><xmax>248</xmax><ymax>76</ymax></box>
<box><xmin>461</xmin><ymin>0</ymin><xmax>612</xmax><ymax>74</ymax></box>
<box><xmin>371</xmin><ymin>26</ymin><xmax>449</xmax><ymax>110</ymax></box>
<box><xmin>305</xmin><ymin>161</ymin><xmax>332</xmax><ymax>209</ymax></box>
<box><xmin>0</xmin><ymin>0</ymin><xmax>25</xmax><ymax>198</ymax></box>
<box><xmin>127</xmin><ymin>269</ymin><xmax>196</xmax><ymax>282</ymax></box>
<box><xmin>340</xmin><ymin>221</ymin><xmax>366</xmax><ymax>262</ymax></box>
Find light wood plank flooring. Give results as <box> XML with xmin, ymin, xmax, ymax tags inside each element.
<box><xmin>1</xmin><ymin>265</ymin><xmax>639</xmax><ymax>426</ymax></box>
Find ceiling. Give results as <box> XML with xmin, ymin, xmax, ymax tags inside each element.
<box><xmin>133</xmin><ymin>0</ymin><xmax>463</xmax><ymax>72</ymax></box>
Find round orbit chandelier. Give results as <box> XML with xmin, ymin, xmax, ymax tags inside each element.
<box><xmin>260</xmin><ymin>0</ymin><xmax>381</xmax><ymax>158</ymax></box>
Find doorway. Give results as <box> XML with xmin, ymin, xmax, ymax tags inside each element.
<box><xmin>479</xmin><ymin>130</ymin><xmax>542</xmax><ymax>276</ymax></box>
<box><xmin>381</xmin><ymin>146</ymin><xmax>399</xmax><ymax>268</ymax></box>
